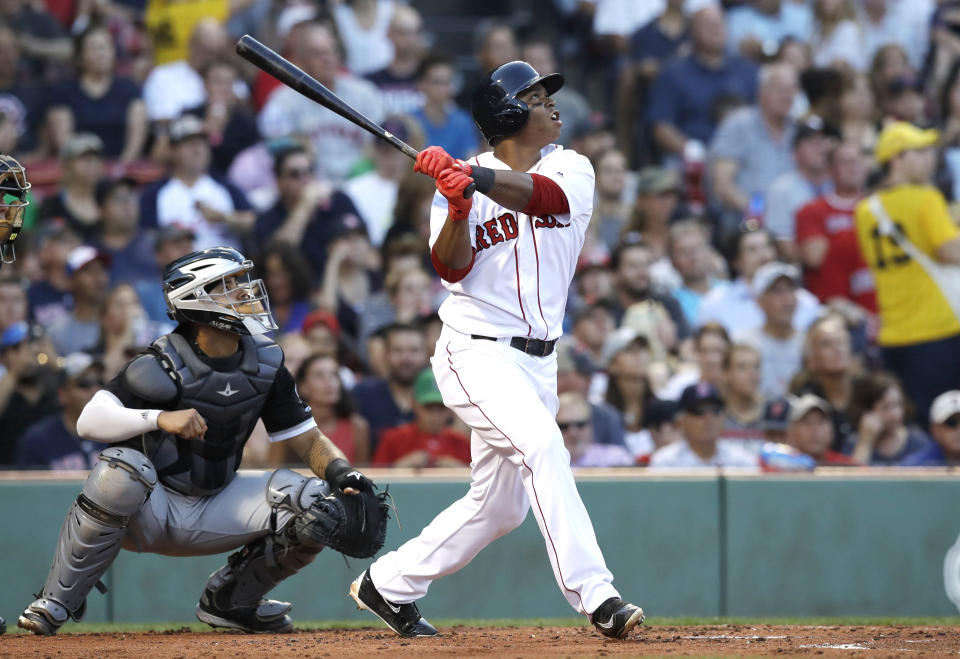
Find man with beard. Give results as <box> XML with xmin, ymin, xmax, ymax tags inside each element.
<box><xmin>609</xmin><ymin>233</ymin><xmax>689</xmax><ymax>341</ymax></box>
<box><xmin>352</xmin><ymin>322</ymin><xmax>426</xmax><ymax>453</ymax></box>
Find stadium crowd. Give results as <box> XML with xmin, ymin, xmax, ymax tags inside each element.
<box><xmin>0</xmin><ymin>0</ymin><xmax>959</xmax><ymax>471</ymax></box>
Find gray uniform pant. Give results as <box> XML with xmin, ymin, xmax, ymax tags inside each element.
<box><xmin>123</xmin><ymin>471</ymin><xmax>292</xmax><ymax>557</ymax></box>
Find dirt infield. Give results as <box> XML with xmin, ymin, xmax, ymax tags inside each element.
<box><xmin>3</xmin><ymin>624</ymin><xmax>960</xmax><ymax>657</ymax></box>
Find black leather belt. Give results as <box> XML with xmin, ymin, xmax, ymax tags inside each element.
<box><xmin>471</xmin><ymin>334</ymin><xmax>557</xmax><ymax>357</ymax></box>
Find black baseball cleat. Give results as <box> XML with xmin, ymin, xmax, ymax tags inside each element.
<box><xmin>590</xmin><ymin>597</ymin><xmax>645</xmax><ymax>639</ymax></box>
<box><xmin>349</xmin><ymin>570</ymin><xmax>438</xmax><ymax>638</ymax></box>
<box><xmin>195</xmin><ymin>591</ymin><xmax>294</xmax><ymax>633</ymax></box>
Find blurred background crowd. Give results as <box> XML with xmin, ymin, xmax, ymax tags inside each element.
<box><xmin>0</xmin><ymin>0</ymin><xmax>959</xmax><ymax>472</ymax></box>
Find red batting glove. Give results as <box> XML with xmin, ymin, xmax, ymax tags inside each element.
<box><xmin>414</xmin><ymin>146</ymin><xmax>455</xmax><ymax>179</ymax></box>
<box><xmin>437</xmin><ymin>167</ymin><xmax>473</xmax><ymax>221</ymax></box>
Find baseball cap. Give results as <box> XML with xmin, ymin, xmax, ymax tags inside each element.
<box><xmin>301</xmin><ymin>309</ymin><xmax>340</xmax><ymax>337</ymax></box>
<box><xmin>413</xmin><ymin>368</ymin><xmax>444</xmax><ymax>405</ymax></box>
<box><xmin>0</xmin><ymin>320</ymin><xmax>27</xmax><ymax>349</ymax></box>
<box><xmin>678</xmin><ymin>381</ymin><xmax>724</xmax><ymax>414</ymax></box>
<box><xmin>645</xmin><ymin>398</ymin><xmax>679</xmax><ymax>428</ymax></box>
<box><xmin>787</xmin><ymin>393</ymin><xmax>831</xmax><ymax>423</ymax></box>
<box><xmin>635</xmin><ymin>166</ymin><xmax>681</xmax><ymax>195</ymax></box>
<box><xmin>60</xmin><ymin>132</ymin><xmax>104</xmax><ymax>160</ymax></box>
<box><xmin>931</xmin><ymin>390</ymin><xmax>960</xmax><ymax>425</ymax></box>
<box><xmin>65</xmin><ymin>245</ymin><xmax>111</xmax><ymax>276</ymax></box>
<box><xmin>94</xmin><ymin>176</ymin><xmax>137</xmax><ymax>207</ymax></box>
<box><xmin>154</xmin><ymin>223</ymin><xmax>196</xmax><ymax>251</ymax></box>
<box><xmin>330</xmin><ymin>212</ymin><xmax>367</xmax><ymax>240</ymax></box>
<box><xmin>61</xmin><ymin>351</ymin><xmax>99</xmax><ymax>378</ymax></box>
<box><xmin>169</xmin><ymin>114</ymin><xmax>207</xmax><ymax>144</ymax></box>
<box><xmin>762</xmin><ymin>397</ymin><xmax>790</xmax><ymax>431</ymax></box>
<box><xmin>600</xmin><ymin>327</ymin><xmax>648</xmax><ymax>368</ymax></box>
<box><xmin>874</xmin><ymin>121</ymin><xmax>939</xmax><ymax>164</ymax></box>
<box><xmin>752</xmin><ymin>261</ymin><xmax>800</xmax><ymax>297</ymax></box>
<box><xmin>793</xmin><ymin>115</ymin><xmax>831</xmax><ymax>146</ymax></box>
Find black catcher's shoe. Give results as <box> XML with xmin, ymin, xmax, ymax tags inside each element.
<box><xmin>590</xmin><ymin>597</ymin><xmax>645</xmax><ymax>639</ymax></box>
<box><xmin>349</xmin><ymin>570</ymin><xmax>438</xmax><ymax>638</ymax></box>
<box><xmin>196</xmin><ymin>590</ymin><xmax>294</xmax><ymax>633</ymax></box>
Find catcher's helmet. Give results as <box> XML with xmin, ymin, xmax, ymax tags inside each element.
<box><xmin>0</xmin><ymin>154</ymin><xmax>30</xmax><ymax>265</ymax></box>
<box><xmin>471</xmin><ymin>60</ymin><xmax>564</xmax><ymax>146</ymax></box>
<box><xmin>162</xmin><ymin>247</ymin><xmax>277</xmax><ymax>335</ymax></box>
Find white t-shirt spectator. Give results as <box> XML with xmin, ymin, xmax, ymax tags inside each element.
<box><xmin>143</xmin><ymin>61</ymin><xmax>204</xmax><ymax>122</ymax></box>
<box><xmin>332</xmin><ymin>0</ymin><xmax>395</xmax><ymax>76</ymax></box>
<box><xmin>259</xmin><ymin>74</ymin><xmax>385</xmax><ymax>182</ymax></box>
<box><xmin>734</xmin><ymin>326</ymin><xmax>805</xmax><ymax>400</ymax></box>
<box><xmin>812</xmin><ymin>20</ymin><xmax>866</xmax><ymax>71</ymax></box>
<box><xmin>592</xmin><ymin>0</ymin><xmax>663</xmax><ymax>37</ymax></box>
<box><xmin>140</xmin><ymin>175</ymin><xmax>251</xmax><ymax>250</ymax></box>
<box><xmin>697</xmin><ymin>277</ymin><xmax>821</xmax><ymax>334</ymax></box>
<box><xmin>648</xmin><ymin>438</ymin><xmax>759</xmax><ymax>468</ymax></box>
<box><xmin>342</xmin><ymin>171</ymin><xmax>398</xmax><ymax>247</ymax></box>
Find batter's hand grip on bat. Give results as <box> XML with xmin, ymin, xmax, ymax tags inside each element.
<box><xmin>235</xmin><ymin>35</ymin><xmax>475</xmax><ymax>198</ymax></box>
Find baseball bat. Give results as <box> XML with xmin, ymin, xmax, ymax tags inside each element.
<box><xmin>235</xmin><ymin>35</ymin><xmax>475</xmax><ymax>197</ymax></box>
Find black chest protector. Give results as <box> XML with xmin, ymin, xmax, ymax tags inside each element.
<box><xmin>139</xmin><ymin>332</ymin><xmax>282</xmax><ymax>496</ymax></box>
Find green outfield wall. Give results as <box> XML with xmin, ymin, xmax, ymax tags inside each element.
<box><xmin>2</xmin><ymin>471</ymin><xmax>959</xmax><ymax>622</ymax></box>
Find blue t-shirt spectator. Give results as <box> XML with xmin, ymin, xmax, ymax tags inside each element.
<box><xmin>97</xmin><ymin>231</ymin><xmax>158</xmax><ymax>286</ymax></box>
<box><xmin>15</xmin><ymin>414</ymin><xmax>100</xmax><ymax>470</ymax></box>
<box><xmin>0</xmin><ymin>82</ymin><xmax>45</xmax><ymax>152</ymax></box>
<box><xmin>647</xmin><ymin>53</ymin><xmax>758</xmax><ymax>145</ymax></box>
<box><xmin>842</xmin><ymin>427</ymin><xmax>939</xmax><ymax>466</ymax></box>
<box><xmin>353</xmin><ymin>377</ymin><xmax>415</xmax><ymax>453</ymax></box>
<box><xmin>49</xmin><ymin>77</ymin><xmax>141</xmax><ymax>158</ymax></box>
<box><xmin>28</xmin><ymin>280</ymin><xmax>71</xmax><ymax>329</ymax></box>
<box><xmin>631</xmin><ymin>16</ymin><xmax>687</xmax><ymax>64</ymax></box>
<box><xmin>412</xmin><ymin>106</ymin><xmax>478</xmax><ymax>160</ymax></box>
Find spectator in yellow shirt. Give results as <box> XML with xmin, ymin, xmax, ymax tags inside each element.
<box><xmin>854</xmin><ymin>122</ymin><xmax>960</xmax><ymax>426</ymax></box>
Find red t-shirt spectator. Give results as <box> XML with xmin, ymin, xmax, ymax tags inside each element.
<box><xmin>372</xmin><ymin>422</ymin><xmax>471</xmax><ymax>467</ymax></box>
<box><xmin>795</xmin><ymin>194</ymin><xmax>877</xmax><ymax>312</ymax></box>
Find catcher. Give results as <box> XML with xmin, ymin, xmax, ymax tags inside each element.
<box><xmin>0</xmin><ymin>154</ymin><xmax>29</xmax><ymax>268</ymax></box>
<box><xmin>17</xmin><ymin>247</ymin><xmax>390</xmax><ymax>636</ymax></box>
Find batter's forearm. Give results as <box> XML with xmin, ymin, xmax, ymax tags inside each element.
<box><xmin>432</xmin><ymin>217</ymin><xmax>473</xmax><ymax>269</ymax></box>
<box><xmin>482</xmin><ymin>170</ymin><xmax>534</xmax><ymax>211</ymax></box>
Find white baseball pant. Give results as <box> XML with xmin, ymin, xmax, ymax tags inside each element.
<box><xmin>369</xmin><ymin>324</ymin><xmax>620</xmax><ymax>615</ymax></box>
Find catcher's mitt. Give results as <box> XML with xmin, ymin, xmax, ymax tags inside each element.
<box><xmin>295</xmin><ymin>489</ymin><xmax>390</xmax><ymax>558</ymax></box>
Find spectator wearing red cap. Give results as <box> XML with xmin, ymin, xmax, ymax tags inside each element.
<box><xmin>302</xmin><ymin>309</ymin><xmax>340</xmax><ymax>357</ymax></box>
<box><xmin>46</xmin><ymin>246</ymin><xmax>110</xmax><ymax>356</ymax></box>
<box><xmin>372</xmin><ymin>368</ymin><xmax>469</xmax><ymax>467</ymax></box>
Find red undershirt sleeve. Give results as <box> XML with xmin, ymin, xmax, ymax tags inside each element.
<box><xmin>431</xmin><ymin>245</ymin><xmax>475</xmax><ymax>283</ymax></box>
<box><xmin>520</xmin><ymin>173</ymin><xmax>570</xmax><ymax>216</ymax></box>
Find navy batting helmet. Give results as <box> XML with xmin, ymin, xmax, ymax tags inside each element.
<box><xmin>471</xmin><ymin>60</ymin><xmax>564</xmax><ymax>145</ymax></box>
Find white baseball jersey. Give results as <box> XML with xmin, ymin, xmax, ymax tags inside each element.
<box><xmin>428</xmin><ymin>145</ymin><xmax>595</xmax><ymax>340</ymax></box>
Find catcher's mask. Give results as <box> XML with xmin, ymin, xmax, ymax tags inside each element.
<box><xmin>0</xmin><ymin>154</ymin><xmax>30</xmax><ymax>265</ymax></box>
<box><xmin>162</xmin><ymin>247</ymin><xmax>278</xmax><ymax>335</ymax></box>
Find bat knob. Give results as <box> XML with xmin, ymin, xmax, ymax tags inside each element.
<box><xmin>463</xmin><ymin>182</ymin><xmax>476</xmax><ymax>199</ymax></box>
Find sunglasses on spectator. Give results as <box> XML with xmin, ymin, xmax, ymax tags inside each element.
<box><xmin>943</xmin><ymin>415</ymin><xmax>960</xmax><ymax>429</ymax></box>
<box><xmin>690</xmin><ymin>403</ymin><xmax>724</xmax><ymax>417</ymax></box>
<box><xmin>72</xmin><ymin>377</ymin><xmax>105</xmax><ymax>389</ymax></box>
<box><xmin>282</xmin><ymin>167</ymin><xmax>314</xmax><ymax>179</ymax></box>
<box><xmin>558</xmin><ymin>419</ymin><xmax>590</xmax><ymax>432</ymax></box>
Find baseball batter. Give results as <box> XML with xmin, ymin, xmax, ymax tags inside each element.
<box><xmin>18</xmin><ymin>247</ymin><xmax>389</xmax><ymax>636</ymax></box>
<box><xmin>350</xmin><ymin>61</ymin><xmax>644</xmax><ymax>639</ymax></box>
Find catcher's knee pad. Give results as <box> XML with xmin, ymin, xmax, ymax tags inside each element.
<box><xmin>200</xmin><ymin>470</ymin><xmax>330</xmax><ymax>612</ymax></box>
<box><xmin>33</xmin><ymin>448</ymin><xmax>156</xmax><ymax>621</ymax></box>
